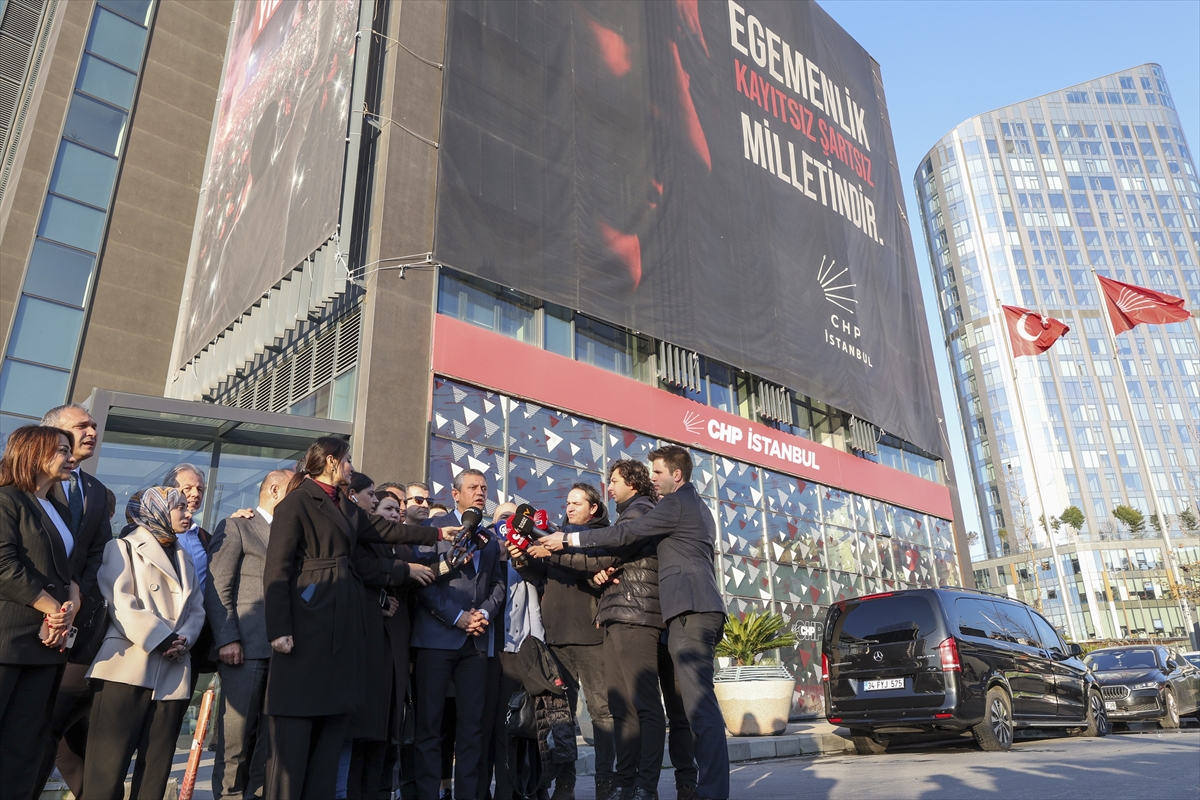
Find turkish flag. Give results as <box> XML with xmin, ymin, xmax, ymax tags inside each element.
<box><xmin>1098</xmin><ymin>275</ymin><xmax>1190</xmax><ymax>334</ymax></box>
<box><xmin>1002</xmin><ymin>305</ymin><xmax>1070</xmax><ymax>357</ymax></box>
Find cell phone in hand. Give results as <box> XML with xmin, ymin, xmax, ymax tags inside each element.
<box><xmin>65</xmin><ymin>626</ymin><xmax>78</xmax><ymax>649</ymax></box>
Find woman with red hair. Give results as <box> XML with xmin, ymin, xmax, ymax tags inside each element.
<box><xmin>0</xmin><ymin>425</ymin><xmax>80</xmax><ymax>797</ymax></box>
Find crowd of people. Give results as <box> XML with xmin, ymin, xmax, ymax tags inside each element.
<box><xmin>0</xmin><ymin>403</ymin><xmax>730</xmax><ymax>800</ymax></box>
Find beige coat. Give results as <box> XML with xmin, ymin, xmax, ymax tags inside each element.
<box><xmin>87</xmin><ymin>528</ymin><xmax>206</xmax><ymax>701</ymax></box>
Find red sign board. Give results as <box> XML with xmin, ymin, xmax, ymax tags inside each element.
<box><xmin>433</xmin><ymin>315</ymin><xmax>953</xmax><ymax>520</ymax></box>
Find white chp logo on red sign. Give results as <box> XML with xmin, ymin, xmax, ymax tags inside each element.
<box><xmin>681</xmin><ymin>412</ymin><xmax>818</xmax><ymax>470</ymax></box>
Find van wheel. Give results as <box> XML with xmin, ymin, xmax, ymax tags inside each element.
<box><xmin>973</xmin><ymin>687</ymin><xmax>1013</xmax><ymax>751</ymax></box>
<box><xmin>1070</xmin><ymin>690</ymin><xmax>1108</xmax><ymax>738</ymax></box>
<box><xmin>852</xmin><ymin>735</ymin><xmax>888</xmax><ymax>755</ymax></box>
<box><xmin>1158</xmin><ymin>689</ymin><xmax>1180</xmax><ymax>729</ymax></box>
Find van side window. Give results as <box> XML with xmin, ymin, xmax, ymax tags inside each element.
<box><xmin>1029</xmin><ymin>611</ymin><xmax>1066</xmax><ymax>655</ymax></box>
<box><xmin>993</xmin><ymin>602</ymin><xmax>1040</xmax><ymax>647</ymax></box>
<box><xmin>955</xmin><ymin>597</ymin><xmax>1004</xmax><ymax>640</ymax></box>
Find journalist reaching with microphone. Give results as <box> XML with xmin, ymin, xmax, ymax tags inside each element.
<box><xmin>540</xmin><ymin>446</ymin><xmax>728</xmax><ymax>800</ymax></box>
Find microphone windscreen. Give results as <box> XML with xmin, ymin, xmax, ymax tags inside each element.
<box><xmin>512</xmin><ymin>512</ymin><xmax>537</xmax><ymax>537</ymax></box>
<box><xmin>533</xmin><ymin>509</ymin><xmax>551</xmax><ymax>531</ymax></box>
<box><xmin>460</xmin><ymin>507</ymin><xmax>483</xmax><ymax>532</ymax></box>
<box><xmin>513</xmin><ymin>503</ymin><xmax>536</xmax><ymax>521</ymax></box>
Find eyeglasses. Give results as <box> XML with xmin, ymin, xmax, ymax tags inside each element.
<box><xmin>407</xmin><ymin>496</ymin><xmax>429</xmax><ymax>505</ymax></box>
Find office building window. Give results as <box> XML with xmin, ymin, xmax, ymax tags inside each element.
<box><xmin>0</xmin><ymin>0</ymin><xmax>156</xmax><ymax>423</ymax></box>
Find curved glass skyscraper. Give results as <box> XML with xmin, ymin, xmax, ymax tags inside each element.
<box><xmin>915</xmin><ymin>64</ymin><xmax>1200</xmax><ymax>645</ymax></box>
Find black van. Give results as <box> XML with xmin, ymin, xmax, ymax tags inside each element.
<box><xmin>822</xmin><ymin>588</ymin><xmax>1107</xmax><ymax>753</ymax></box>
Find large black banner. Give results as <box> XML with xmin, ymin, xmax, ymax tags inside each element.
<box><xmin>178</xmin><ymin>0</ymin><xmax>358</xmax><ymax>364</ymax></box>
<box><xmin>434</xmin><ymin>0</ymin><xmax>947</xmax><ymax>457</ymax></box>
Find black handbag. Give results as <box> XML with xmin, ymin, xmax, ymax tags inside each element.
<box><xmin>506</xmin><ymin>690</ymin><xmax>538</xmax><ymax>740</ymax></box>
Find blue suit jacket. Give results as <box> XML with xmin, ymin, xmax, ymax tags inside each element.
<box><xmin>411</xmin><ymin>513</ymin><xmax>505</xmax><ymax>652</ymax></box>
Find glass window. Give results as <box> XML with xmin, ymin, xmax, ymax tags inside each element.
<box><xmin>544</xmin><ymin>304</ymin><xmax>573</xmax><ymax>357</ymax></box>
<box><xmin>76</xmin><ymin>54</ymin><xmax>138</xmax><ymax>109</ymax></box>
<box><xmin>7</xmin><ymin>296</ymin><xmax>85</xmax><ymax>370</ymax></box>
<box><xmin>38</xmin><ymin>195</ymin><xmax>106</xmax><ymax>253</ymax></box>
<box><xmin>956</xmin><ymin>597</ymin><xmax>1005</xmax><ymax>640</ymax></box>
<box><xmin>706</xmin><ymin>360</ymin><xmax>734</xmax><ymax>412</ymax></box>
<box><xmin>92</xmin><ymin>431</ymin><xmax>214</xmax><ymax>529</ymax></box>
<box><xmin>0</xmin><ymin>360</ymin><xmax>71</xmax><ymax>418</ymax></box>
<box><xmin>437</xmin><ymin>272</ymin><xmax>536</xmax><ymax>344</ymax></box>
<box><xmin>86</xmin><ymin>7</ymin><xmax>149</xmax><ymax>71</ymax></box>
<box><xmin>993</xmin><ymin>602</ymin><xmax>1039</xmax><ymax>647</ymax></box>
<box><xmin>1029</xmin><ymin>611</ymin><xmax>1066</xmax><ymax>654</ymax></box>
<box><xmin>97</xmin><ymin>0</ymin><xmax>154</xmax><ymax>25</ymax></box>
<box><xmin>330</xmin><ymin>368</ymin><xmax>356</xmax><ymax>421</ymax></box>
<box><xmin>575</xmin><ymin>316</ymin><xmax>637</xmax><ymax>377</ymax></box>
<box><xmin>22</xmin><ymin>240</ymin><xmax>95</xmax><ymax>306</ymax></box>
<box><xmin>62</xmin><ymin>93</ymin><xmax>128</xmax><ymax>156</ymax></box>
<box><xmin>205</xmin><ymin>443</ymin><xmax>306</xmax><ymax>522</ymax></box>
<box><xmin>50</xmin><ymin>140</ymin><xmax>119</xmax><ymax>208</ymax></box>
<box><xmin>828</xmin><ymin>595</ymin><xmax>937</xmax><ymax>644</ymax></box>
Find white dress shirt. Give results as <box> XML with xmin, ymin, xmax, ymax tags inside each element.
<box><xmin>38</xmin><ymin>498</ymin><xmax>75</xmax><ymax>559</ymax></box>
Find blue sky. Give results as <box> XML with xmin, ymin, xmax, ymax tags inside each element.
<box><xmin>821</xmin><ymin>0</ymin><xmax>1200</xmax><ymax>556</ymax></box>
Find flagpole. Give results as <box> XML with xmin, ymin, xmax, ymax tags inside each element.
<box><xmin>994</xmin><ymin>303</ymin><xmax>1079</xmax><ymax>641</ymax></box>
<box><xmin>1092</xmin><ymin>269</ymin><xmax>1196</xmax><ymax>642</ymax></box>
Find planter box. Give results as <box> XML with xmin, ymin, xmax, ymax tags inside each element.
<box><xmin>714</xmin><ymin>666</ymin><xmax>795</xmax><ymax>736</ymax></box>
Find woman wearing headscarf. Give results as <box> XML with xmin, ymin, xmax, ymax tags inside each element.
<box><xmin>81</xmin><ymin>486</ymin><xmax>206</xmax><ymax>800</ymax></box>
<box><xmin>0</xmin><ymin>425</ymin><xmax>80</xmax><ymax>798</ymax></box>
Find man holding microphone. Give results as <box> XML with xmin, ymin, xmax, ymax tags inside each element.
<box><xmin>540</xmin><ymin>446</ymin><xmax>728</xmax><ymax>800</ymax></box>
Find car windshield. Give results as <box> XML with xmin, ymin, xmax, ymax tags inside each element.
<box><xmin>1084</xmin><ymin>649</ymin><xmax>1160</xmax><ymax>671</ymax></box>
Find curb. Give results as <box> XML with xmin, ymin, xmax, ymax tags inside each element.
<box><xmin>573</xmin><ymin>724</ymin><xmax>854</xmax><ymax>776</ymax></box>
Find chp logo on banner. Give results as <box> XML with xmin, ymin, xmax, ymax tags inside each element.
<box><xmin>1002</xmin><ymin>305</ymin><xmax>1069</xmax><ymax>358</ymax></box>
<box><xmin>1097</xmin><ymin>275</ymin><xmax>1190</xmax><ymax>334</ymax></box>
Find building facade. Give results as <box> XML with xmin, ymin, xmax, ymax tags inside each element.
<box><xmin>3</xmin><ymin>0</ymin><xmax>969</xmax><ymax>718</ymax></box>
<box><xmin>915</xmin><ymin>64</ymin><xmax>1200</xmax><ymax>645</ymax></box>
<box><xmin>0</xmin><ymin>0</ymin><xmax>232</xmax><ymax>437</ymax></box>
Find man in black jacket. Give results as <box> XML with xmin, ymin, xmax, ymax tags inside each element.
<box><xmin>514</xmin><ymin>483</ymin><xmax>615</xmax><ymax>800</ymax></box>
<box><xmin>533</xmin><ymin>461</ymin><xmax>696</xmax><ymax>800</ymax></box>
<box><xmin>542</xmin><ymin>447</ymin><xmax>728</xmax><ymax>800</ymax></box>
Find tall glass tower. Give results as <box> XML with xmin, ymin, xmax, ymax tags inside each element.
<box><xmin>915</xmin><ymin>64</ymin><xmax>1200</xmax><ymax>645</ymax></box>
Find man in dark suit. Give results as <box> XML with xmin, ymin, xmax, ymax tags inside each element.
<box><xmin>41</xmin><ymin>404</ymin><xmax>110</xmax><ymax>599</ymax></box>
<box><xmin>35</xmin><ymin>404</ymin><xmax>113</xmax><ymax>791</ymax></box>
<box><xmin>412</xmin><ymin>469</ymin><xmax>505</xmax><ymax>800</ymax></box>
<box><xmin>207</xmin><ymin>468</ymin><xmax>293</xmax><ymax>800</ymax></box>
<box><xmin>542</xmin><ymin>446</ymin><xmax>729</xmax><ymax>800</ymax></box>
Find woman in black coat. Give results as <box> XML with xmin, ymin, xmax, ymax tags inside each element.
<box><xmin>0</xmin><ymin>425</ymin><xmax>86</xmax><ymax>798</ymax></box>
<box><xmin>262</xmin><ymin>438</ymin><xmax>452</xmax><ymax>800</ymax></box>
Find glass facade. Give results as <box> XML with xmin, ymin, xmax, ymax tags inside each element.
<box><xmin>915</xmin><ymin>64</ymin><xmax>1200</xmax><ymax>642</ymax></box>
<box><xmin>429</xmin><ymin>377</ymin><xmax>959</xmax><ymax>716</ymax></box>
<box><xmin>0</xmin><ymin>0</ymin><xmax>155</xmax><ymax>424</ymax></box>
<box><xmin>436</xmin><ymin>269</ymin><xmax>944</xmax><ymax>485</ymax></box>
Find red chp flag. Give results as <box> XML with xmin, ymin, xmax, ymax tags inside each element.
<box><xmin>1002</xmin><ymin>305</ymin><xmax>1070</xmax><ymax>357</ymax></box>
<box><xmin>1098</xmin><ymin>275</ymin><xmax>1190</xmax><ymax>334</ymax></box>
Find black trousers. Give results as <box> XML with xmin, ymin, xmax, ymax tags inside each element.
<box><xmin>488</xmin><ymin>652</ymin><xmax>525</xmax><ymax>800</ymax></box>
<box><xmin>414</xmin><ymin>642</ymin><xmax>487</xmax><ymax>800</ymax></box>
<box><xmin>551</xmin><ymin>643</ymin><xmax>614</xmax><ymax>786</ymax></box>
<box><xmin>34</xmin><ymin>662</ymin><xmax>92</xmax><ymax>797</ymax></box>
<box><xmin>658</xmin><ymin>633</ymin><xmax>697</xmax><ymax>788</ymax></box>
<box><xmin>0</xmin><ymin>662</ymin><xmax>63</xmax><ymax>800</ymax></box>
<box><xmin>348</xmin><ymin>738</ymin><xmax>388</xmax><ymax>800</ymax></box>
<box><xmin>264</xmin><ymin>713</ymin><xmax>348</xmax><ymax>800</ymax></box>
<box><xmin>667</xmin><ymin>612</ymin><xmax>729</xmax><ymax>800</ymax></box>
<box><xmin>604</xmin><ymin>624</ymin><xmax>665</xmax><ymax>793</ymax></box>
<box><xmin>476</xmin><ymin>649</ymin><xmax>503</xmax><ymax>800</ymax></box>
<box><xmin>82</xmin><ymin>679</ymin><xmax>189</xmax><ymax>800</ymax></box>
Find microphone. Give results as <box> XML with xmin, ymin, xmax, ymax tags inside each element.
<box><xmin>533</xmin><ymin>509</ymin><xmax>557</xmax><ymax>534</ymax></box>
<box><xmin>439</xmin><ymin>506</ymin><xmax>489</xmax><ymax>575</ymax></box>
<box><xmin>504</xmin><ymin>516</ymin><xmax>532</xmax><ymax>552</ymax></box>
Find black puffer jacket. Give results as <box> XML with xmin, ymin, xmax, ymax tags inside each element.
<box><xmin>515</xmin><ymin>505</ymin><xmax>609</xmax><ymax>646</ymax></box>
<box><xmin>550</xmin><ymin>495</ymin><xmax>663</xmax><ymax>630</ymax></box>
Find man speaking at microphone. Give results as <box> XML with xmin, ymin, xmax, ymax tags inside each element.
<box><xmin>541</xmin><ymin>446</ymin><xmax>729</xmax><ymax>800</ymax></box>
<box><xmin>412</xmin><ymin>469</ymin><xmax>504</xmax><ymax>800</ymax></box>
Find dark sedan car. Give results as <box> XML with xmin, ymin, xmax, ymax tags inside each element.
<box><xmin>1084</xmin><ymin>645</ymin><xmax>1200</xmax><ymax>728</ymax></box>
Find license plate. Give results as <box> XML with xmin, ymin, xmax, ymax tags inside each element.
<box><xmin>864</xmin><ymin>678</ymin><xmax>905</xmax><ymax>691</ymax></box>
<box><xmin>1105</xmin><ymin>701</ymin><xmax>1116</xmax><ymax>711</ymax></box>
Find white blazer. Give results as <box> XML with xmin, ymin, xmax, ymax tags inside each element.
<box><xmin>87</xmin><ymin>527</ymin><xmax>206</xmax><ymax>701</ymax></box>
